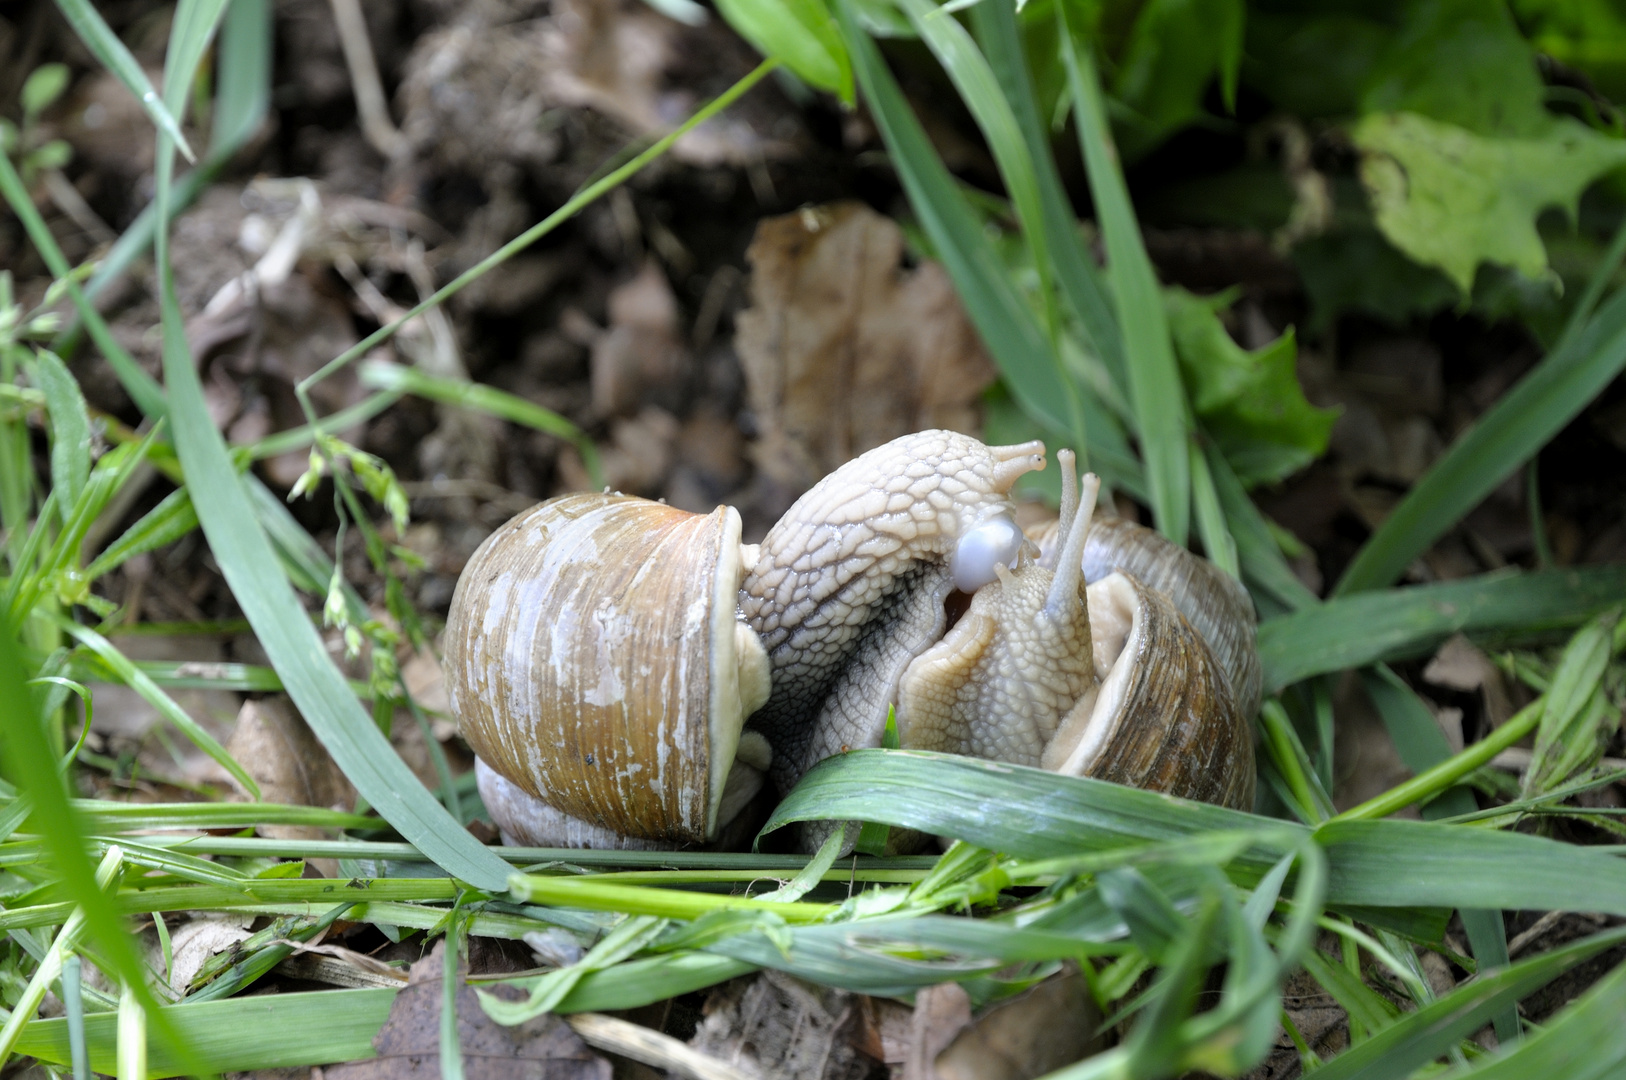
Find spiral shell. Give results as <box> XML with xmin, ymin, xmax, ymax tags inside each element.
<box><xmin>444</xmin><ymin>493</ymin><xmax>772</xmax><ymax>844</ymax></box>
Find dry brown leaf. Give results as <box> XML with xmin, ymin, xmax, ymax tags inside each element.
<box><xmin>590</xmin><ymin>262</ymin><xmax>689</xmax><ymax>419</ymax></box>
<box><xmin>903</xmin><ymin>983</ymin><xmax>971</xmax><ymax>1080</ymax></box>
<box><xmin>933</xmin><ymin>969</ymin><xmax>1101</xmax><ymax>1080</ymax></box>
<box><xmin>322</xmin><ymin>943</ymin><xmax>610</xmax><ymax>1080</ymax></box>
<box><xmin>225</xmin><ymin>697</ymin><xmax>357</xmax><ymax>855</ymax></box>
<box><xmin>690</xmin><ymin>971</ymin><xmax>870</xmax><ymax>1080</ymax></box>
<box><xmin>1423</xmin><ymin>634</ymin><xmax>1518</xmax><ymax>727</ymax></box>
<box><xmin>167</xmin><ymin>915</ymin><xmax>255</xmax><ymax>996</ymax></box>
<box><xmin>736</xmin><ymin>202</ymin><xmax>998</xmax><ymax>495</ymax></box>
<box><xmin>89</xmin><ymin>634</ymin><xmax>241</xmax><ymax>788</ymax></box>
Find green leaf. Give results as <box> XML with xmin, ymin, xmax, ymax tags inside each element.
<box><xmin>82</xmin><ymin>488</ymin><xmax>199</xmax><ymax>582</ymax></box>
<box><xmin>1353</xmin><ymin>111</ymin><xmax>1626</xmax><ymax>294</ymax></box>
<box><xmin>1166</xmin><ymin>287</ymin><xmax>1336</xmax><ymax>488</ymax></box>
<box><xmin>713</xmin><ymin>0</ymin><xmax>852</xmax><ymax>103</ymax></box>
<box><xmin>20</xmin><ymin>64</ymin><xmax>71</xmax><ymax>120</ymax></box>
<box><xmin>1112</xmin><ymin>0</ymin><xmax>1246</xmax><ymax>160</ymax></box>
<box><xmin>1359</xmin><ymin>0</ymin><xmax>1549</xmax><ymax>138</ymax></box>
<box><xmin>31</xmin><ymin>349</ymin><xmax>92</xmax><ymax>516</ymax></box>
<box><xmin>1261</xmin><ymin>565</ymin><xmax>1626</xmax><ymax>691</ymax></box>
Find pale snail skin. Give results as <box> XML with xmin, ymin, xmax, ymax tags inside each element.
<box><xmin>447</xmin><ymin>430</ymin><xmax>1258</xmax><ymax>848</ymax></box>
<box><xmin>896</xmin><ymin>450</ymin><xmax>1256</xmax><ymax>812</ymax></box>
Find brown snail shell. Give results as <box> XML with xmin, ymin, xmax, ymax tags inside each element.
<box><xmin>1042</xmin><ymin>571</ymin><xmax>1254</xmax><ymax>811</ymax></box>
<box><xmin>443</xmin><ymin>492</ymin><xmax>772</xmax><ymax>845</ymax></box>
<box><xmin>898</xmin><ymin>453</ymin><xmax>1255</xmax><ymax>813</ymax></box>
<box><xmin>1028</xmin><ymin>513</ymin><xmax>1263</xmax><ymax>721</ymax></box>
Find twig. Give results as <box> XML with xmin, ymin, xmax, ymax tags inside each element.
<box><xmin>326</xmin><ymin>0</ymin><xmax>407</xmax><ymax>159</ymax></box>
<box><xmin>564</xmin><ymin>1012</ymin><xmax>759</xmax><ymax>1080</ymax></box>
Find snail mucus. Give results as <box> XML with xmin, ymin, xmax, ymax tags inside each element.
<box><xmin>443</xmin><ymin>431</ymin><xmax>1259</xmax><ymax>850</ymax></box>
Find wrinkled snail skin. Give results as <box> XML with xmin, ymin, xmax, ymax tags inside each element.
<box><xmin>1029</xmin><ymin>513</ymin><xmax>1264</xmax><ymax>722</ymax></box>
<box><xmin>896</xmin><ymin>467</ymin><xmax>1102</xmax><ymax>766</ymax></box>
<box><xmin>739</xmin><ymin>430</ymin><xmax>1047</xmax><ymax>793</ymax></box>
<box><xmin>900</xmin><ymin>453</ymin><xmax>1256</xmax><ymax>814</ymax></box>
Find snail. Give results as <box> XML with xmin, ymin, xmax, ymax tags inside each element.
<box><xmin>896</xmin><ymin>452</ymin><xmax>1255</xmax><ymax>811</ymax></box>
<box><xmin>443</xmin><ymin>431</ymin><xmax>1259</xmax><ymax>849</ymax></box>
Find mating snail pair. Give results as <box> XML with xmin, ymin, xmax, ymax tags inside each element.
<box><xmin>444</xmin><ymin>430</ymin><xmax>1259</xmax><ymax>850</ymax></box>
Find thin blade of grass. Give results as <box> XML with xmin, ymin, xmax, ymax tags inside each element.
<box><xmin>1361</xmin><ymin>665</ymin><xmax>1516</xmax><ymax>1042</ymax></box>
<box><xmin>17</xmin><ymin>988</ymin><xmax>397</xmax><ymax>1077</ymax></box>
<box><xmin>1258</xmin><ymin>565</ymin><xmax>1626</xmax><ymax>691</ymax></box>
<box><xmin>1441</xmin><ymin>955</ymin><xmax>1626</xmax><ymax>1079</ymax></box>
<box><xmin>356</xmin><ymin>359</ymin><xmax>599</xmax><ymax>489</ymax></box>
<box><xmin>1336</xmin><ymin>286</ymin><xmax>1626</xmax><ymax>595</ymax></box>
<box><xmin>49</xmin><ymin>0</ymin><xmax>196</xmax><ymax>162</ymax></box>
<box><xmin>82</xmin><ymin>488</ymin><xmax>198</xmax><ymax>582</ymax></box>
<box><xmin>31</xmin><ymin>350</ymin><xmax>91</xmax><ymax>517</ymax></box>
<box><xmin>210</xmin><ymin>0</ymin><xmax>270</xmax><ymax>152</ymax></box>
<box><xmin>1205</xmin><ymin>438</ymin><xmax>1317</xmax><ymax>612</ymax></box>
<box><xmin>832</xmin><ymin>0</ymin><xmax>1073</xmax><ymax>439</ymax></box>
<box><xmin>58</xmin><ymin>621</ymin><xmax>256</xmax><ymax>795</ymax></box>
<box><xmin>1310</xmin><ymin>926</ymin><xmax>1626</xmax><ymax>1080</ymax></box>
<box><xmin>149</xmin><ymin>4</ymin><xmax>509</xmax><ymax>891</ymax></box>
<box><xmin>0</xmin><ymin>629</ymin><xmax>201</xmax><ymax>1075</ymax></box>
<box><xmin>1058</xmin><ymin>9</ymin><xmax>1189</xmax><ymax>545</ymax></box>
<box><xmin>970</xmin><ymin>1</ymin><xmax>1124</xmax><ymax>385</ymax></box>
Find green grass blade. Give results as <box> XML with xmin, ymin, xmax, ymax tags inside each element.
<box><xmin>896</xmin><ymin>0</ymin><xmax>1062</xmax><ymax>344</ymax></box>
<box><xmin>970</xmin><ymin>0</ymin><xmax>1125</xmax><ymax>384</ymax></box>
<box><xmin>17</xmin><ymin>988</ymin><xmax>397</xmax><ymax>1077</ymax></box>
<box><xmin>1058</xmin><ymin>11</ymin><xmax>1189</xmax><ymax>545</ymax></box>
<box><xmin>1205</xmin><ymin>439</ymin><xmax>1317</xmax><ymax>612</ymax></box>
<box><xmin>49</xmin><ymin>0</ymin><xmax>196</xmax><ymax>163</ymax></box>
<box><xmin>0</xmin><ymin>631</ymin><xmax>201</xmax><ymax>1075</ymax></box>
<box><xmin>58</xmin><ymin>621</ymin><xmax>256</xmax><ymax>796</ymax></box>
<box><xmin>211</xmin><ymin>0</ymin><xmax>270</xmax><ymax>152</ymax></box>
<box><xmin>149</xmin><ymin>0</ymin><xmax>510</xmax><ymax>892</ymax></box>
<box><xmin>356</xmin><ymin>360</ymin><xmax>599</xmax><ymax>489</ymax></box>
<box><xmin>1258</xmin><ymin>565</ymin><xmax>1626</xmax><ymax>691</ymax></box>
<box><xmin>1310</xmin><ymin>927</ymin><xmax>1626</xmax><ymax>1080</ymax></box>
<box><xmin>1360</xmin><ymin>665</ymin><xmax>1516</xmax><ymax>1041</ymax></box>
<box><xmin>160</xmin><ymin>354</ymin><xmax>510</xmax><ymax>885</ymax></box>
<box><xmin>0</xmin><ymin>150</ymin><xmax>166</xmax><ymax>418</ymax></box>
<box><xmin>1337</xmin><ymin>286</ymin><xmax>1626</xmax><ymax>594</ymax></box>
<box><xmin>245</xmin><ymin>389</ymin><xmax>402</xmax><ymax>461</ymax></box>
<box><xmin>832</xmin><ymin>0</ymin><xmax>1074</xmax><ymax>439</ymax></box>
<box><xmin>1443</xmin><ymin>955</ymin><xmax>1626</xmax><ymax>1079</ymax></box>
<box><xmin>82</xmin><ymin>488</ymin><xmax>199</xmax><ymax>582</ymax></box>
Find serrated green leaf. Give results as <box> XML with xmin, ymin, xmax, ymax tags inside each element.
<box><xmin>1166</xmin><ymin>287</ymin><xmax>1336</xmax><ymax>488</ymax></box>
<box><xmin>714</xmin><ymin>0</ymin><xmax>852</xmax><ymax>103</ymax></box>
<box><xmin>1360</xmin><ymin>0</ymin><xmax>1548</xmax><ymax>138</ymax></box>
<box><xmin>1112</xmin><ymin>0</ymin><xmax>1245</xmax><ymax>160</ymax></box>
<box><xmin>1354</xmin><ymin>111</ymin><xmax>1626</xmax><ymax>294</ymax></box>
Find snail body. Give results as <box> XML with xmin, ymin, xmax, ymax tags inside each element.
<box><xmin>443</xmin><ymin>431</ymin><xmax>1261</xmax><ymax>848</ymax></box>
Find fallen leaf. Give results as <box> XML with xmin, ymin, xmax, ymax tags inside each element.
<box><xmin>589</xmin><ymin>262</ymin><xmax>690</xmax><ymax>420</ymax></box>
<box><xmin>903</xmin><ymin>983</ymin><xmax>971</xmax><ymax>1080</ymax></box>
<box><xmin>933</xmin><ymin>968</ymin><xmax>1102</xmax><ymax>1080</ymax></box>
<box><xmin>736</xmin><ymin>202</ymin><xmax>997</xmax><ymax>494</ymax></box>
<box><xmin>323</xmin><ymin>942</ymin><xmax>610</xmax><ymax>1080</ymax></box>
<box><xmin>690</xmin><ymin>970</ymin><xmax>869</xmax><ymax>1080</ymax></box>
<box><xmin>167</xmin><ymin>915</ymin><xmax>254</xmax><ymax>995</ymax></box>
<box><xmin>225</xmin><ymin>697</ymin><xmax>357</xmax><ymax>856</ymax></box>
<box><xmin>1354</xmin><ymin>111</ymin><xmax>1626</xmax><ymax>293</ymax></box>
